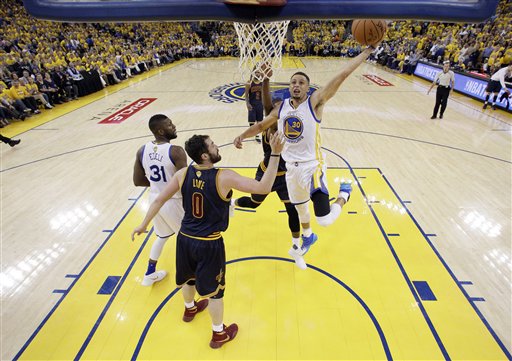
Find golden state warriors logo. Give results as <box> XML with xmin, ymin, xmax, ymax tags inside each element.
<box><xmin>209</xmin><ymin>82</ymin><xmax>318</xmax><ymax>103</ymax></box>
<box><xmin>283</xmin><ymin>115</ymin><xmax>303</xmax><ymax>140</ymax></box>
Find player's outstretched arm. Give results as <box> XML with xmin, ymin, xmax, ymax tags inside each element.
<box><xmin>312</xmin><ymin>46</ymin><xmax>376</xmax><ymax>107</ymax></box>
<box><xmin>225</xmin><ymin>132</ymin><xmax>284</xmax><ymax>194</ymax></box>
<box><xmin>234</xmin><ymin>107</ymin><xmax>279</xmax><ymax>149</ymax></box>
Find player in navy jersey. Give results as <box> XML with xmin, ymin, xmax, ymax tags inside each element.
<box><xmin>133</xmin><ymin>114</ymin><xmax>187</xmax><ymax>286</ymax></box>
<box><xmin>233</xmin><ymin>78</ymin><xmax>304</xmax><ymax>269</ymax></box>
<box><xmin>132</xmin><ymin>132</ymin><xmax>284</xmax><ymax>349</ymax></box>
<box><xmin>245</xmin><ymin>70</ymin><xmax>263</xmax><ymax>143</ymax></box>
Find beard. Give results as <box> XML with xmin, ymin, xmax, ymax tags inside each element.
<box><xmin>165</xmin><ymin>131</ymin><xmax>177</xmax><ymax>141</ymax></box>
<box><xmin>210</xmin><ymin>151</ymin><xmax>222</xmax><ymax>164</ymax></box>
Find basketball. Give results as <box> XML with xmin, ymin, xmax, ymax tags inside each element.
<box><xmin>351</xmin><ymin>19</ymin><xmax>387</xmax><ymax>46</ymax></box>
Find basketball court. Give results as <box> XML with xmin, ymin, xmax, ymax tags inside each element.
<box><xmin>0</xmin><ymin>1</ymin><xmax>510</xmax><ymax>359</ymax></box>
<box><xmin>1</xmin><ymin>54</ymin><xmax>510</xmax><ymax>360</ymax></box>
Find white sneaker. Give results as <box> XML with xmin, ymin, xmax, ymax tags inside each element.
<box><xmin>141</xmin><ymin>270</ymin><xmax>167</xmax><ymax>286</ymax></box>
<box><xmin>288</xmin><ymin>246</ymin><xmax>307</xmax><ymax>270</ymax></box>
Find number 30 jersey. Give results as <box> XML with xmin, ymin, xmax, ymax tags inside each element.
<box><xmin>277</xmin><ymin>96</ymin><xmax>323</xmax><ymax>163</ymax></box>
<box><xmin>180</xmin><ymin>165</ymin><xmax>232</xmax><ymax>239</ymax></box>
<box><xmin>142</xmin><ymin>141</ymin><xmax>182</xmax><ymax>199</ymax></box>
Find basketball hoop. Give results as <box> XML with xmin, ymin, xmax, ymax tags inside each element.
<box><xmin>233</xmin><ymin>21</ymin><xmax>290</xmax><ymax>82</ymax></box>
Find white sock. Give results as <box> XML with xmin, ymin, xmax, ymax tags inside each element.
<box><xmin>185</xmin><ymin>301</ymin><xmax>195</xmax><ymax>308</ymax></box>
<box><xmin>213</xmin><ymin>323</ymin><xmax>224</xmax><ymax>332</ymax></box>
<box><xmin>292</xmin><ymin>237</ymin><xmax>300</xmax><ymax>247</ymax></box>
<box><xmin>302</xmin><ymin>228</ymin><xmax>312</xmax><ymax>237</ymax></box>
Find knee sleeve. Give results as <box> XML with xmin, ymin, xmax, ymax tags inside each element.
<box><xmin>294</xmin><ymin>202</ymin><xmax>310</xmax><ymax>224</ymax></box>
<box><xmin>312</xmin><ymin>192</ymin><xmax>331</xmax><ymax>217</ymax></box>
<box><xmin>316</xmin><ymin>203</ymin><xmax>341</xmax><ymax>227</ymax></box>
<box><xmin>149</xmin><ymin>236</ymin><xmax>169</xmax><ymax>260</ymax></box>
<box><xmin>284</xmin><ymin>202</ymin><xmax>301</xmax><ymax>233</ymax></box>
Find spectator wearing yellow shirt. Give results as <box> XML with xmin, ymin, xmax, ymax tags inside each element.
<box><xmin>24</xmin><ymin>77</ymin><xmax>52</xmax><ymax>109</ymax></box>
<box><xmin>8</xmin><ymin>79</ymin><xmax>40</xmax><ymax>113</ymax></box>
<box><xmin>0</xmin><ymin>83</ymin><xmax>29</xmax><ymax>120</ymax></box>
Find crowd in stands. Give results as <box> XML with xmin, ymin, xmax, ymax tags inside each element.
<box><xmin>1</xmin><ymin>0</ymin><xmax>510</xmax><ymax>128</ymax></box>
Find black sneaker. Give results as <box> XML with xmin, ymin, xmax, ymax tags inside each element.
<box><xmin>483</xmin><ymin>103</ymin><xmax>487</xmax><ymax>109</ymax></box>
<box><xmin>9</xmin><ymin>139</ymin><xmax>21</xmax><ymax>147</ymax></box>
<box><xmin>439</xmin><ymin>114</ymin><xmax>443</xmax><ymax>119</ymax></box>
<box><xmin>430</xmin><ymin>115</ymin><xmax>437</xmax><ymax>119</ymax></box>
<box><xmin>492</xmin><ymin>105</ymin><xmax>496</xmax><ymax>110</ymax></box>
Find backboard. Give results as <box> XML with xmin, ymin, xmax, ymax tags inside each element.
<box><xmin>23</xmin><ymin>0</ymin><xmax>500</xmax><ymax>23</ymax></box>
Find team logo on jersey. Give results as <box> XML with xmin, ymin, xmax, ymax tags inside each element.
<box><xmin>209</xmin><ymin>82</ymin><xmax>318</xmax><ymax>103</ymax></box>
<box><xmin>283</xmin><ymin>115</ymin><xmax>303</xmax><ymax>140</ymax></box>
<box><xmin>196</xmin><ymin>171</ymin><xmax>202</xmax><ymax>178</ymax></box>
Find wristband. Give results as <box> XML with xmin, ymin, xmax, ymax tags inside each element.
<box><xmin>270</xmin><ymin>154</ymin><xmax>280</xmax><ymax>157</ymax></box>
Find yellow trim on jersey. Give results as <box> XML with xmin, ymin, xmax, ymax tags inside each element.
<box><xmin>215</xmin><ymin>169</ymin><xmax>231</xmax><ymax>202</ymax></box>
<box><xmin>249</xmin><ymin>196</ymin><xmax>264</xmax><ymax>204</ymax></box>
<box><xmin>176</xmin><ymin>277</ymin><xmax>196</xmax><ymax>288</ymax></box>
<box><xmin>193</xmin><ymin>164</ymin><xmax>214</xmax><ymax>170</ymax></box>
<box><xmin>315</xmin><ymin>122</ymin><xmax>324</xmax><ymax>163</ymax></box>
<box><xmin>259</xmin><ymin>161</ymin><xmax>286</xmax><ymax>176</ymax></box>
<box><xmin>179</xmin><ymin>231</ymin><xmax>222</xmax><ymax>241</ymax></box>
<box><xmin>199</xmin><ymin>284</ymin><xmax>226</xmax><ymax>299</ymax></box>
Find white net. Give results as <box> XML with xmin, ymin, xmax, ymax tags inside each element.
<box><xmin>233</xmin><ymin>20</ymin><xmax>290</xmax><ymax>82</ymax></box>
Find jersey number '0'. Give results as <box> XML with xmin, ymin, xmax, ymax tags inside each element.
<box><xmin>192</xmin><ymin>192</ymin><xmax>204</xmax><ymax>218</ymax></box>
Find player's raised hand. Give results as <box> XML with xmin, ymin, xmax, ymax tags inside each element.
<box><xmin>269</xmin><ymin>131</ymin><xmax>285</xmax><ymax>155</ymax></box>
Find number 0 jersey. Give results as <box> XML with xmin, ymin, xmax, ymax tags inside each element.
<box><xmin>180</xmin><ymin>165</ymin><xmax>232</xmax><ymax>239</ymax></box>
<box><xmin>141</xmin><ymin>141</ymin><xmax>182</xmax><ymax>199</ymax></box>
<box><xmin>277</xmin><ymin>96</ymin><xmax>323</xmax><ymax>163</ymax></box>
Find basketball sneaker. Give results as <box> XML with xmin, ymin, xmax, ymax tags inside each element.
<box><xmin>210</xmin><ymin>323</ymin><xmax>239</xmax><ymax>349</ymax></box>
<box><xmin>288</xmin><ymin>245</ymin><xmax>307</xmax><ymax>269</ymax></box>
<box><xmin>141</xmin><ymin>270</ymin><xmax>167</xmax><ymax>286</ymax></box>
<box><xmin>296</xmin><ymin>233</ymin><xmax>318</xmax><ymax>256</ymax></box>
<box><xmin>182</xmin><ymin>299</ymin><xmax>209</xmax><ymax>322</ymax></box>
<box><xmin>339</xmin><ymin>181</ymin><xmax>353</xmax><ymax>202</ymax></box>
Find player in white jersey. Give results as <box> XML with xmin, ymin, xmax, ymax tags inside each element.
<box><xmin>234</xmin><ymin>45</ymin><xmax>378</xmax><ymax>260</ymax></box>
<box><xmin>133</xmin><ymin>114</ymin><xmax>187</xmax><ymax>286</ymax></box>
<box><xmin>483</xmin><ymin>64</ymin><xmax>512</xmax><ymax>110</ymax></box>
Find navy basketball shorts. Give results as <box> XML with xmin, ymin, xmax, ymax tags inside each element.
<box><xmin>176</xmin><ymin>233</ymin><xmax>226</xmax><ymax>299</ymax></box>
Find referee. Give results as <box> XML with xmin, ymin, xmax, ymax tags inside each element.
<box><xmin>427</xmin><ymin>60</ymin><xmax>455</xmax><ymax>119</ymax></box>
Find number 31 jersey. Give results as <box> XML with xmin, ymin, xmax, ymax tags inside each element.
<box><xmin>142</xmin><ymin>141</ymin><xmax>182</xmax><ymax>199</ymax></box>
